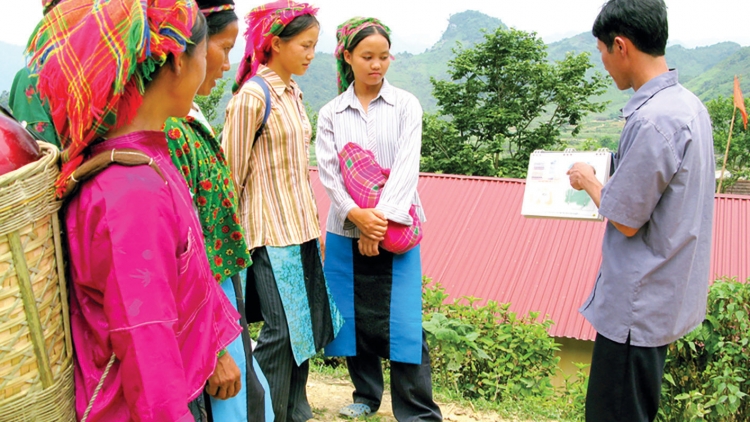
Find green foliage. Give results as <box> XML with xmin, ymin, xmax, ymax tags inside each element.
<box><xmin>422</xmin><ymin>278</ymin><xmax>561</xmax><ymax>402</ymax></box>
<box><xmin>557</xmin><ymin>362</ymin><xmax>590</xmax><ymax>420</ymax></box>
<box><xmin>306</xmin><ymin>103</ymin><xmax>318</xmax><ymax>143</ymax></box>
<box><xmin>708</xmin><ymin>95</ymin><xmax>750</xmax><ymax>191</ymax></box>
<box><xmin>658</xmin><ymin>278</ymin><xmax>750</xmax><ymax>421</ymax></box>
<box><xmin>194</xmin><ymin>78</ymin><xmax>230</xmax><ymax>134</ymax></box>
<box><xmin>422</xmin><ymin>28</ymin><xmax>608</xmax><ymax>178</ymax></box>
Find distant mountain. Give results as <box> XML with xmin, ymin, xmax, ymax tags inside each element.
<box><xmin>685</xmin><ymin>47</ymin><xmax>750</xmax><ymax>101</ymax></box>
<box><xmin>212</xmin><ymin>10</ymin><xmax>506</xmax><ymax>117</ymax></box>
<box><xmin>666</xmin><ymin>42</ymin><xmax>742</xmax><ymax>83</ymax></box>
<box><xmin>295</xmin><ymin>10</ymin><xmax>507</xmax><ymax>113</ymax></box>
<box><xmin>548</xmin><ymin>33</ymin><xmax>741</xmax><ymax>84</ymax></box>
<box><xmin>547</xmin><ymin>33</ymin><xmax>742</xmax><ymax>118</ymax></box>
<box><xmin>2</xmin><ymin>10</ymin><xmax>745</xmax><ymax>124</ymax></box>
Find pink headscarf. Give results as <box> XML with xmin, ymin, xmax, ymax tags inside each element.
<box><xmin>233</xmin><ymin>0</ymin><xmax>318</xmax><ymax>93</ymax></box>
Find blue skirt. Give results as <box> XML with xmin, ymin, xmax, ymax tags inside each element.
<box><xmin>245</xmin><ymin>239</ymin><xmax>344</xmax><ymax>366</ymax></box>
<box><xmin>208</xmin><ymin>277</ymin><xmax>275</xmax><ymax>422</ymax></box>
<box><xmin>323</xmin><ymin>232</ymin><xmax>424</xmax><ymax>364</ymax></box>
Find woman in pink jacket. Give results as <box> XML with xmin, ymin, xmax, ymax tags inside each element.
<box><xmin>26</xmin><ymin>1</ymin><xmax>242</xmax><ymax>420</ymax></box>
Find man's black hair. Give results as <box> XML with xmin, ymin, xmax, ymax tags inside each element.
<box><xmin>593</xmin><ymin>0</ymin><xmax>668</xmax><ymax>56</ymax></box>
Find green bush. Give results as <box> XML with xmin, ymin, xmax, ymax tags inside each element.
<box><xmin>422</xmin><ymin>278</ymin><xmax>561</xmax><ymax>402</ymax></box>
<box><xmin>659</xmin><ymin>278</ymin><xmax>750</xmax><ymax>421</ymax></box>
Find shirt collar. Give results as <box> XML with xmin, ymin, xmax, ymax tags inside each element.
<box><xmin>335</xmin><ymin>79</ymin><xmax>396</xmax><ymax>113</ymax></box>
<box><xmin>622</xmin><ymin>69</ymin><xmax>679</xmax><ymax>118</ymax></box>
<box><xmin>189</xmin><ymin>103</ymin><xmax>214</xmax><ymax>136</ymax></box>
<box><xmin>257</xmin><ymin>65</ymin><xmax>298</xmax><ymax>96</ymax></box>
<box><xmin>92</xmin><ymin>131</ymin><xmax>168</xmax><ymax>158</ymax></box>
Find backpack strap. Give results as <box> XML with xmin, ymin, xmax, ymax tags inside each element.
<box><xmin>249</xmin><ymin>75</ymin><xmax>271</xmax><ymax>144</ymax></box>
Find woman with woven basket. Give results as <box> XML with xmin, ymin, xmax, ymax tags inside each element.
<box><xmin>25</xmin><ymin>1</ymin><xmax>243</xmax><ymax>421</ymax></box>
<box><xmin>315</xmin><ymin>17</ymin><xmax>442</xmax><ymax>421</ymax></box>
<box><xmin>162</xmin><ymin>0</ymin><xmax>272</xmax><ymax>420</ymax></box>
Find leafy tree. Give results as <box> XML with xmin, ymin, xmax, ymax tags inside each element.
<box><xmin>708</xmin><ymin>95</ymin><xmax>750</xmax><ymax>191</ymax></box>
<box><xmin>195</xmin><ymin>78</ymin><xmax>230</xmax><ymax>134</ymax></box>
<box><xmin>421</xmin><ymin>28</ymin><xmax>609</xmax><ymax>178</ymax></box>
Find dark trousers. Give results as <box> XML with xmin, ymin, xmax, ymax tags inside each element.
<box><xmin>586</xmin><ymin>333</ymin><xmax>668</xmax><ymax>422</ymax></box>
<box><xmin>188</xmin><ymin>394</ymin><xmax>207</xmax><ymax>422</ymax></box>
<box><xmin>248</xmin><ymin>247</ymin><xmax>312</xmax><ymax>422</ymax></box>
<box><xmin>347</xmin><ymin>331</ymin><xmax>442</xmax><ymax>422</ymax></box>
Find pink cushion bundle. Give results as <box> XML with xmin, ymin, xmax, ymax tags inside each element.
<box><xmin>338</xmin><ymin>142</ymin><xmax>422</xmax><ymax>254</ymax></box>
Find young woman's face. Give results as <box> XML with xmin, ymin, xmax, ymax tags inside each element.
<box><xmin>197</xmin><ymin>20</ymin><xmax>239</xmax><ymax>96</ymax></box>
<box><xmin>274</xmin><ymin>24</ymin><xmax>319</xmax><ymax>77</ymax></box>
<box><xmin>345</xmin><ymin>33</ymin><xmax>391</xmax><ymax>89</ymax></box>
<box><xmin>172</xmin><ymin>38</ymin><xmax>208</xmax><ymax>117</ymax></box>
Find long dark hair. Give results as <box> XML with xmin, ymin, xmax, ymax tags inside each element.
<box><xmin>186</xmin><ymin>12</ymin><xmax>209</xmax><ymax>56</ymax></box>
<box><xmin>340</xmin><ymin>26</ymin><xmax>391</xmax><ymax>91</ymax></box>
<box><xmin>278</xmin><ymin>14</ymin><xmax>319</xmax><ymax>41</ymax></box>
<box><xmin>206</xmin><ymin>10</ymin><xmax>238</xmax><ymax>36</ymax></box>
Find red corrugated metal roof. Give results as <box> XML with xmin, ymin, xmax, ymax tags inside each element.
<box><xmin>309</xmin><ymin>169</ymin><xmax>750</xmax><ymax>341</ymax></box>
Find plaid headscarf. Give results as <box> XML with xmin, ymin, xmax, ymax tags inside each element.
<box><xmin>42</xmin><ymin>0</ymin><xmax>59</xmax><ymax>14</ymax></box>
<box><xmin>334</xmin><ymin>17</ymin><xmax>391</xmax><ymax>94</ymax></box>
<box><xmin>233</xmin><ymin>0</ymin><xmax>318</xmax><ymax>93</ymax></box>
<box><xmin>197</xmin><ymin>0</ymin><xmax>234</xmax><ymax>16</ymax></box>
<box><xmin>26</xmin><ymin>0</ymin><xmax>198</xmax><ymax>196</ymax></box>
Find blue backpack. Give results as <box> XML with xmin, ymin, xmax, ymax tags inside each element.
<box><xmin>249</xmin><ymin>75</ymin><xmax>271</xmax><ymax>143</ymax></box>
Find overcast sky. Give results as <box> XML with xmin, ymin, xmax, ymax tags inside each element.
<box><xmin>3</xmin><ymin>0</ymin><xmax>749</xmax><ymax>53</ymax></box>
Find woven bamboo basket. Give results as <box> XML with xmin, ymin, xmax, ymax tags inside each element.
<box><xmin>0</xmin><ymin>142</ymin><xmax>75</xmax><ymax>421</ymax></box>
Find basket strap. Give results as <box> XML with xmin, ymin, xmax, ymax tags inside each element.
<box><xmin>61</xmin><ymin>148</ymin><xmax>167</xmax><ymax>199</ymax></box>
<box><xmin>81</xmin><ymin>353</ymin><xmax>117</xmax><ymax>422</ymax></box>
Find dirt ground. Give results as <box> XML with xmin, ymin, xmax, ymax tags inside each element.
<box><xmin>305</xmin><ymin>372</ymin><xmax>506</xmax><ymax>422</ymax></box>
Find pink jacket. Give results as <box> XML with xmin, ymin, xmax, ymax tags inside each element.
<box><xmin>65</xmin><ymin>131</ymin><xmax>242</xmax><ymax>421</ymax></box>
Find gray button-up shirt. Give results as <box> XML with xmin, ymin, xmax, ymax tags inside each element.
<box><xmin>581</xmin><ymin>70</ymin><xmax>715</xmax><ymax>347</ymax></box>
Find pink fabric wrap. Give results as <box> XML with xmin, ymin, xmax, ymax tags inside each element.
<box><xmin>338</xmin><ymin>142</ymin><xmax>422</xmax><ymax>254</ymax></box>
<box><xmin>65</xmin><ymin>131</ymin><xmax>242</xmax><ymax>421</ymax></box>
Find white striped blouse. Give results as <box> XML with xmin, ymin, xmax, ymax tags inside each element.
<box><xmin>315</xmin><ymin>79</ymin><xmax>426</xmax><ymax>239</ymax></box>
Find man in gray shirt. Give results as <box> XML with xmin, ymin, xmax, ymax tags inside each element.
<box><xmin>567</xmin><ymin>0</ymin><xmax>715</xmax><ymax>420</ymax></box>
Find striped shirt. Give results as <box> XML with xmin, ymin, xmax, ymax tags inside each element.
<box><xmin>315</xmin><ymin>79</ymin><xmax>425</xmax><ymax>239</ymax></box>
<box><xmin>222</xmin><ymin>65</ymin><xmax>321</xmax><ymax>249</ymax></box>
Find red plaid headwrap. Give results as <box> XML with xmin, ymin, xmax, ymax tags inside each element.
<box><xmin>26</xmin><ymin>0</ymin><xmax>198</xmax><ymax>196</ymax></box>
<box><xmin>233</xmin><ymin>0</ymin><xmax>318</xmax><ymax>93</ymax></box>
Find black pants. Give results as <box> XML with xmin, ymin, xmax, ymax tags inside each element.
<box><xmin>188</xmin><ymin>394</ymin><xmax>207</xmax><ymax>422</ymax></box>
<box><xmin>248</xmin><ymin>247</ymin><xmax>312</xmax><ymax>422</ymax></box>
<box><xmin>586</xmin><ymin>333</ymin><xmax>668</xmax><ymax>422</ymax></box>
<box><xmin>347</xmin><ymin>331</ymin><xmax>442</xmax><ymax>422</ymax></box>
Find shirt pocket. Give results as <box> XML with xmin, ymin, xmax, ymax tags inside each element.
<box><xmin>179</xmin><ymin>227</ymin><xmax>210</xmax><ymax>279</ymax></box>
<box><xmin>175</xmin><ymin>227</ymin><xmax>211</xmax><ymax>331</ymax></box>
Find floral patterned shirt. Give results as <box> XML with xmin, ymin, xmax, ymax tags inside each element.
<box><xmin>8</xmin><ymin>67</ymin><xmax>59</xmax><ymax>147</ymax></box>
<box><xmin>164</xmin><ymin>105</ymin><xmax>252</xmax><ymax>282</ymax></box>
